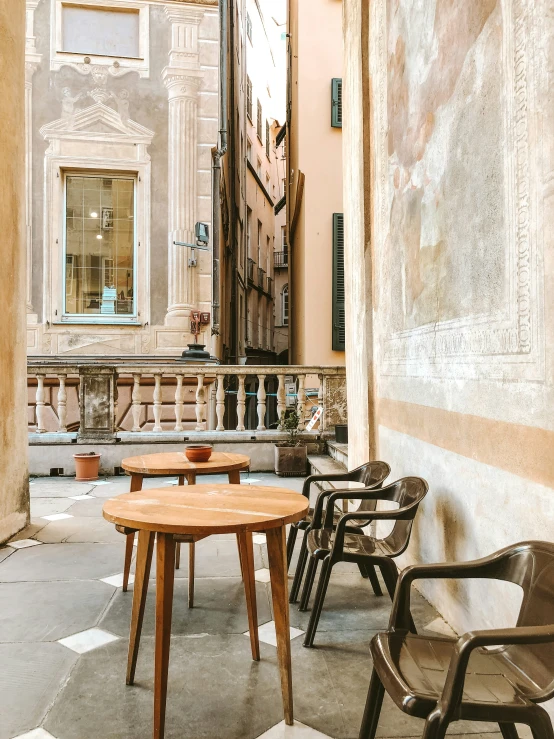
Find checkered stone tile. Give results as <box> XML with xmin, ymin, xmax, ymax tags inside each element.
<box><xmin>7</xmin><ymin>539</ymin><xmax>42</xmax><ymax>550</ymax></box>
<box><xmin>255</xmin><ymin>720</ymin><xmax>334</xmax><ymax>738</ymax></box>
<box><xmin>57</xmin><ymin>628</ymin><xmax>119</xmax><ymax>654</ymax></box>
<box><xmin>244</xmin><ymin>620</ymin><xmax>304</xmax><ymax>647</ymax></box>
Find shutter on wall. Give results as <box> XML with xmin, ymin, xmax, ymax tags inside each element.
<box><xmin>332</xmin><ymin>213</ymin><xmax>345</xmax><ymax>351</ymax></box>
<box><xmin>331</xmin><ymin>78</ymin><xmax>342</xmax><ymax>128</ymax></box>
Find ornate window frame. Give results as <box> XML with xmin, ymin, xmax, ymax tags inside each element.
<box><xmin>50</xmin><ymin>0</ymin><xmax>150</xmax><ymax>79</ymax></box>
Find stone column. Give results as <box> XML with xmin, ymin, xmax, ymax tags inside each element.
<box><xmin>0</xmin><ymin>0</ymin><xmax>29</xmax><ymax>542</ymax></box>
<box><xmin>25</xmin><ymin>1</ymin><xmax>41</xmax><ymax>316</ymax></box>
<box><xmin>163</xmin><ymin>8</ymin><xmax>203</xmax><ymax>327</ymax></box>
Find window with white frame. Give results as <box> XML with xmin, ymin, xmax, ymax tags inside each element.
<box><xmin>64</xmin><ymin>173</ymin><xmax>136</xmax><ymax>319</ymax></box>
<box><xmin>282</xmin><ymin>284</ymin><xmax>288</xmax><ymax>326</ymax></box>
<box><xmin>61</xmin><ymin>5</ymin><xmax>140</xmax><ymax>57</ymax></box>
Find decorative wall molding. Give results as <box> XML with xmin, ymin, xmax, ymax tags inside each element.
<box><xmin>375</xmin><ymin>0</ymin><xmax>544</xmax><ymax>380</ymax></box>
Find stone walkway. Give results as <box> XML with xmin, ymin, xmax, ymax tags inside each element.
<box><xmin>0</xmin><ymin>474</ymin><xmax>504</xmax><ymax>739</ymax></box>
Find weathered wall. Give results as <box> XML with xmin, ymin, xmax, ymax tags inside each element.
<box><xmin>346</xmin><ymin>0</ymin><xmax>554</xmax><ymax>634</ymax></box>
<box><xmin>0</xmin><ymin>0</ymin><xmax>30</xmax><ymax>542</ymax></box>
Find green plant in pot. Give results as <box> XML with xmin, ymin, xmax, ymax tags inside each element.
<box><xmin>274</xmin><ymin>410</ymin><xmax>308</xmax><ymax>477</ymax></box>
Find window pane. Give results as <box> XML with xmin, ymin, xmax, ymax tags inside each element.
<box><xmin>65</xmin><ymin>175</ymin><xmax>135</xmax><ymax>317</ymax></box>
<box><xmin>62</xmin><ymin>6</ymin><xmax>140</xmax><ymax>58</ymax></box>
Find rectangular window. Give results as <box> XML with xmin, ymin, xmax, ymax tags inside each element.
<box><xmin>257</xmin><ymin>220</ymin><xmax>262</xmax><ymax>264</ymax></box>
<box><xmin>256</xmin><ymin>100</ymin><xmax>263</xmax><ymax>141</ymax></box>
<box><xmin>256</xmin><ymin>157</ymin><xmax>262</xmax><ymax>179</ymax></box>
<box><xmin>331</xmin><ymin>78</ymin><xmax>343</xmax><ymax>128</ymax></box>
<box><xmin>246</xmin><ymin>207</ymin><xmax>252</xmax><ymax>257</ymax></box>
<box><xmin>246</xmin><ymin>138</ymin><xmax>252</xmax><ymax>163</ymax></box>
<box><xmin>246</xmin><ymin>77</ymin><xmax>253</xmax><ymax>121</ymax></box>
<box><xmin>332</xmin><ymin>213</ymin><xmax>345</xmax><ymax>350</ymax></box>
<box><xmin>64</xmin><ymin>174</ymin><xmax>136</xmax><ymax>319</ymax></box>
<box><xmin>282</xmin><ymin>285</ymin><xmax>289</xmax><ymax>326</ymax></box>
<box><xmin>246</xmin><ymin>12</ymin><xmax>252</xmax><ymax>43</ymax></box>
<box><xmin>61</xmin><ymin>5</ymin><xmax>140</xmax><ymax>58</ymax></box>
<box><xmin>265</xmin><ymin>120</ymin><xmax>270</xmax><ymax>158</ymax></box>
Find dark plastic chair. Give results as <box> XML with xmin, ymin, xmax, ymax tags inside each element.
<box><xmin>301</xmin><ymin>476</ymin><xmax>428</xmax><ymax>647</ymax></box>
<box><xmin>360</xmin><ymin>540</ymin><xmax>554</xmax><ymax>739</ymax></box>
<box><xmin>287</xmin><ymin>461</ymin><xmax>391</xmax><ymax>604</ymax></box>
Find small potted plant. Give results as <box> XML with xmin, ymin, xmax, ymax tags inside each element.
<box><xmin>74</xmin><ymin>451</ymin><xmax>101</xmax><ymax>481</ymax></box>
<box><xmin>274</xmin><ymin>410</ymin><xmax>307</xmax><ymax>477</ymax></box>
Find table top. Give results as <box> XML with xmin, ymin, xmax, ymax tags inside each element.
<box><xmin>102</xmin><ymin>484</ymin><xmax>309</xmax><ymax>535</ymax></box>
<box><xmin>121</xmin><ymin>452</ymin><xmax>250</xmax><ymax>476</ymax></box>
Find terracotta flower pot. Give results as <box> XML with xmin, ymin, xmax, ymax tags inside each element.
<box><xmin>184</xmin><ymin>444</ymin><xmax>213</xmax><ymax>463</ymax></box>
<box><xmin>74</xmin><ymin>452</ymin><xmax>101</xmax><ymax>481</ymax></box>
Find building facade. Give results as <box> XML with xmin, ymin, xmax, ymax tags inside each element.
<box><xmin>25</xmin><ymin>0</ymin><xmax>218</xmax><ymax>359</ymax></box>
<box><xmin>286</xmin><ymin>0</ymin><xmax>345</xmax><ymax>366</ymax></box>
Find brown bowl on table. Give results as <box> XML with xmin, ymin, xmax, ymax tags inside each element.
<box><xmin>184</xmin><ymin>444</ymin><xmax>213</xmax><ymax>463</ymax></box>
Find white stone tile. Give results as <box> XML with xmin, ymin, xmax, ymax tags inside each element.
<box><xmin>89</xmin><ymin>480</ymin><xmax>110</xmax><ymax>486</ymax></box>
<box><xmin>68</xmin><ymin>494</ymin><xmax>92</xmax><ymax>501</ymax></box>
<box><xmin>424</xmin><ymin>617</ymin><xmax>457</xmax><ymax>637</ymax></box>
<box><xmin>100</xmin><ymin>573</ymin><xmax>135</xmax><ymax>588</ymax></box>
<box><xmin>243</xmin><ymin>477</ymin><xmax>262</xmax><ymax>484</ymax></box>
<box><xmin>254</xmin><ymin>568</ymin><xmax>271</xmax><ymax>583</ymax></box>
<box><xmin>253</xmin><ymin>534</ymin><xmax>266</xmax><ymax>544</ymax></box>
<box><xmin>12</xmin><ymin>729</ymin><xmax>59</xmax><ymax>739</ymax></box>
<box><xmin>256</xmin><ymin>720</ymin><xmax>333</xmax><ymax>738</ymax></box>
<box><xmin>58</xmin><ymin>627</ymin><xmax>119</xmax><ymax>654</ymax></box>
<box><xmin>7</xmin><ymin>538</ymin><xmax>42</xmax><ymax>549</ymax></box>
<box><xmin>245</xmin><ymin>620</ymin><xmax>304</xmax><ymax>647</ymax></box>
<box><xmin>41</xmin><ymin>513</ymin><xmax>74</xmax><ymax>521</ymax></box>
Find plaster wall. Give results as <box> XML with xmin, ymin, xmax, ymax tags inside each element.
<box><xmin>0</xmin><ymin>0</ymin><xmax>30</xmax><ymax>542</ymax></box>
<box><xmin>345</xmin><ymin>0</ymin><xmax>554</xmax><ymax>636</ymax></box>
<box><xmin>288</xmin><ymin>0</ymin><xmax>345</xmax><ymax>367</ymax></box>
<box><xmin>26</xmin><ymin>0</ymin><xmax>218</xmax><ymax>358</ymax></box>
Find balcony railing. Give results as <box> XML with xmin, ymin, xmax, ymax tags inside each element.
<box><xmin>27</xmin><ymin>360</ymin><xmax>347</xmax><ymax>441</ymax></box>
<box><xmin>258</xmin><ymin>267</ymin><xmax>265</xmax><ymax>289</ymax></box>
<box><xmin>274</xmin><ymin>251</ymin><xmax>288</xmax><ymax>268</ymax></box>
<box><xmin>247</xmin><ymin>257</ymin><xmax>255</xmax><ymax>282</ymax></box>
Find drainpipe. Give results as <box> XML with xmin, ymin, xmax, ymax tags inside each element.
<box><xmin>211</xmin><ymin>0</ymin><xmax>228</xmax><ymax>347</ymax></box>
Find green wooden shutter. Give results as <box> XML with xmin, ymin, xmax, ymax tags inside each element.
<box><xmin>332</xmin><ymin>213</ymin><xmax>345</xmax><ymax>351</ymax></box>
<box><xmin>331</xmin><ymin>78</ymin><xmax>342</xmax><ymax>128</ymax></box>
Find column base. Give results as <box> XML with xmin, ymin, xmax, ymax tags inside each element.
<box><xmin>164</xmin><ymin>309</ymin><xmax>191</xmax><ymax>328</ymax></box>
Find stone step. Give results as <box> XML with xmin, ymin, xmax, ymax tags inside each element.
<box><xmin>326</xmin><ymin>440</ymin><xmax>349</xmax><ymax>468</ymax></box>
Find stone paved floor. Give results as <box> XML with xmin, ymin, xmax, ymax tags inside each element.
<box><xmin>0</xmin><ymin>473</ymin><xmax>507</xmax><ymax>739</ymax></box>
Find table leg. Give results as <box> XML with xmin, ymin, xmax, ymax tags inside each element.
<box><xmin>127</xmin><ymin>529</ymin><xmax>155</xmax><ymax>685</ymax></box>
<box><xmin>266</xmin><ymin>525</ymin><xmax>293</xmax><ymax>725</ymax></box>
<box><xmin>188</xmin><ymin>541</ymin><xmax>195</xmax><ymax>608</ymax></box>
<box><xmin>228</xmin><ymin>469</ymin><xmax>241</xmax><ymax>484</ymax></box>
<box><xmin>123</xmin><ymin>474</ymin><xmax>144</xmax><ymax>592</ymax></box>
<box><xmin>174</xmin><ymin>477</ymin><xmax>185</xmax><ymax>569</ymax></box>
<box><xmin>237</xmin><ymin>531</ymin><xmax>260</xmax><ymax>661</ymax></box>
<box><xmin>154</xmin><ymin>533</ymin><xmax>176</xmax><ymax>739</ymax></box>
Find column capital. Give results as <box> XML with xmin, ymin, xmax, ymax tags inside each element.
<box><xmin>162</xmin><ymin>68</ymin><xmax>202</xmax><ymax>97</ymax></box>
<box><xmin>164</xmin><ymin>6</ymin><xmax>204</xmax><ymax>26</ymax></box>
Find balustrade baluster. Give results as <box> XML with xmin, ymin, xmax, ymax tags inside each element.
<box><xmin>277</xmin><ymin>374</ymin><xmax>286</xmax><ymax>422</ymax></box>
<box><xmin>236</xmin><ymin>375</ymin><xmax>246</xmax><ymax>431</ymax></box>
<box><xmin>216</xmin><ymin>375</ymin><xmax>225</xmax><ymax>431</ymax></box>
<box><xmin>57</xmin><ymin>374</ymin><xmax>67</xmax><ymax>432</ymax></box>
<box><xmin>174</xmin><ymin>375</ymin><xmax>184</xmax><ymax>431</ymax></box>
<box><xmin>152</xmin><ymin>374</ymin><xmax>163</xmax><ymax>432</ymax></box>
<box><xmin>257</xmin><ymin>374</ymin><xmax>266</xmax><ymax>431</ymax></box>
<box><xmin>35</xmin><ymin>375</ymin><xmax>46</xmax><ymax>433</ymax></box>
<box><xmin>131</xmin><ymin>374</ymin><xmax>142</xmax><ymax>432</ymax></box>
<box><xmin>297</xmin><ymin>374</ymin><xmax>307</xmax><ymax>431</ymax></box>
<box><xmin>195</xmin><ymin>374</ymin><xmax>206</xmax><ymax>431</ymax></box>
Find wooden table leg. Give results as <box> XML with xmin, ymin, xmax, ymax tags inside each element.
<box><xmin>237</xmin><ymin>531</ymin><xmax>260</xmax><ymax>661</ymax></box>
<box><xmin>127</xmin><ymin>529</ymin><xmax>155</xmax><ymax>685</ymax></box>
<box><xmin>154</xmin><ymin>533</ymin><xmax>176</xmax><ymax>739</ymax></box>
<box><xmin>123</xmin><ymin>474</ymin><xmax>144</xmax><ymax>592</ymax></box>
<box><xmin>266</xmin><ymin>525</ymin><xmax>293</xmax><ymax>725</ymax></box>
<box><xmin>228</xmin><ymin>469</ymin><xmax>241</xmax><ymax>484</ymax></box>
<box><xmin>188</xmin><ymin>541</ymin><xmax>195</xmax><ymax>608</ymax></box>
<box><xmin>174</xmin><ymin>477</ymin><xmax>185</xmax><ymax>570</ymax></box>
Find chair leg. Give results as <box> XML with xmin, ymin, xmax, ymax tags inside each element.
<box><xmin>303</xmin><ymin>558</ymin><xmax>332</xmax><ymax>647</ymax></box>
<box><xmin>528</xmin><ymin>706</ymin><xmax>554</xmax><ymax>739</ymax></box>
<box><xmin>358</xmin><ymin>668</ymin><xmax>385</xmax><ymax>739</ymax></box>
<box><xmin>299</xmin><ymin>555</ymin><xmax>318</xmax><ymax>611</ymax></box>
<box><xmin>499</xmin><ymin>724</ymin><xmax>520</xmax><ymax>739</ymax></box>
<box><xmin>421</xmin><ymin>710</ymin><xmax>449</xmax><ymax>739</ymax></box>
<box><xmin>122</xmin><ymin>532</ymin><xmax>135</xmax><ymax>592</ymax></box>
<box><xmin>286</xmin><ymin>525</ymin><xmax>299</xmax><ymax>569</ymax></box>
<box><xmin>289</xmin><ymin>529</ymin><xmax>309</xmax><ymax>603</ymax></box>
<box><xmin>358</xmin><ymin>562</ymin><xmax>369</xmax><ymax>578</ymax></box>
<box><xmin>365</xmin><ymin>564</ymin><xmax>383</xmax><ymax>597</ymax></box>
<box><xmin>188</xmin><ymin>541</ymin><xmax>195</xmax><ymax>608</ymax></box>
<box><xmin>175</xmin><ymin>542</ymin><xmax>181</xmax><ymax>569</ymax></box>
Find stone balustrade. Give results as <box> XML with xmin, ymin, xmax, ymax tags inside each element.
<box><xmin>27</xmin><ymin>360</ymin><xmax>347</xmax><ymax>443</ymax></box>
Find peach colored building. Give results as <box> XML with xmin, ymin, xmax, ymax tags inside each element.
<box><xmin>286</xmin><ymin>0</ymin><xmax>345</xmax><ymax>367</ymax></box>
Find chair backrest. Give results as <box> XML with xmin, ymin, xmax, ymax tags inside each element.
<box><xmin>352</xmin><ymin>461</ymin><xmax>391</xmax><ymax>514</ymax></box>
<box><xmin>379</xmin><ymin>477</ymin><xmax>428</xmax><ymax>557</ymax></box>
<box><xmin>494</xmin><ymin>541</ymin><xmax>554</xmax><ymax>702</ymax></box>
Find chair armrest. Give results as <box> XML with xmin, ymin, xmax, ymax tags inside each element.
<box><xmin>330</xmin><ymin>506</ymin><xmax>418</xmax><ymax>554</ymax></box>
<box><xmin>311</xmin><ymin>486</ymin><xmax>361</xmax><ymax>529</ymax></box>
<box><xmin>389</xmin><ymin>548</ymin><xmax>530</xmax><ymax>631</ymax></box>
<box><xmin>301</xmin><ymin>471</ymin><xmax>355</xmax><ymax>500</ymax></box>
<box><xmin>436</xmin><ymin>625</ymin><xmax>554</xmax><ymax>721</ymax></box>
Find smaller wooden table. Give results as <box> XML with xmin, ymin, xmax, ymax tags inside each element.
<box><xmin>120</xmin><ymin>452</ymin><xmax>250</xmax><ymax>602</ymax></box>
<box><xmin>103</xmin><ymin>484</ymin><xmax>308</xmax><ymax>739</ymax></box>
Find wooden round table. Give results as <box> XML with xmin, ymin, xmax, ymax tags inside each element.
<box><xmin>103</xmin><ymin>484</ymin><xmax>308</xmax><ymax>739</ymax></box>
<box><xmin>120</xmin><ymin>452</ymin><xmax>251</xmax><ymax>599</ymax></box>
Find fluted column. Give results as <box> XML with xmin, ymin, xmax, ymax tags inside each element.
<box><xmin>163</xmin><ymin>8</ymin><xmax>203</xmax><ymax>327</ymax></box>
